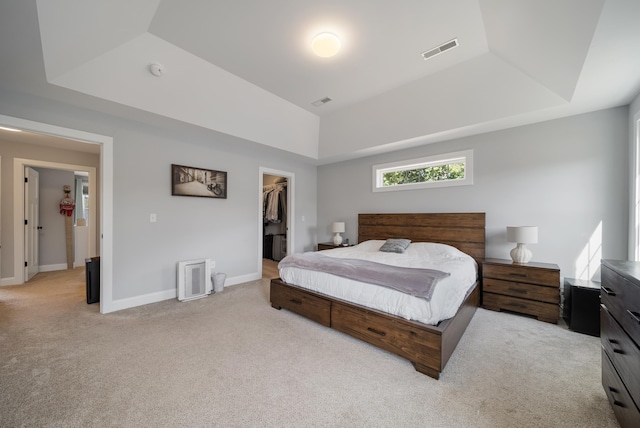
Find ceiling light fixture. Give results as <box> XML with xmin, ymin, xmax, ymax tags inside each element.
<box><xmin>0</xmin><ymin>126</ymin><xmax>22</xmax><ymax>132</ymax></box>
<box><xmin>311</xmin><ymin>33</ymin><xmax>341</xmax><ymax>58</ymax></box>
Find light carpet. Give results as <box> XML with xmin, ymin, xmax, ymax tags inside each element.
<box><xmin>0</xmin><ymin>268</ymin><xmax>618</xmax><ymax>427</ymax></box>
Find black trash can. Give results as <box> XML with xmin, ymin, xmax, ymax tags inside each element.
<box><xmin>85</xmin><ymin>256</ymin><xmax>100</xmax><ymax>304</ymax></box>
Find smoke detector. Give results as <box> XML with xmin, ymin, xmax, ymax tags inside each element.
<box><xmin>149</xmin><ymin>63</ymin><xmax>165</xmax><ymax>77</ymax></box>
<box><xmin>421</xmin><ymin>39</ymin><xmax>459</xmax><ymax>60</ymax></box>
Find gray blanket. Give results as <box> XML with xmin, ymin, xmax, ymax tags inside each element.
<box><xmin>278</xmin><ymin>252</ymin><xmax>450</xmax><ymax>301</ymax></box>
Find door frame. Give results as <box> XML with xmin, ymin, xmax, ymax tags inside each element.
<box><xmin>16</xmin><ymin>160</ymin><xmax>96</xmax><ymax>279</ymax></box>
<box><xmin>24</xmin><ymin>166</ymin><xmax>40</xmax><ymax>281</ymax></box>
<box><xmin>258</xmin><ymin>167</ymin><xmax>294</xmax><ymax>275</ymax></box>
<box><xmin>1</xmin><ymin>114</ymin><xmax>114</xmax><ymax>314</ymax></box>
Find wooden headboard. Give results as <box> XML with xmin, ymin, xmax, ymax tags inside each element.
<box><xmin>358</xmin><ymin>213</ymin><xmax>486</xmax><ymax>262</ymax></box>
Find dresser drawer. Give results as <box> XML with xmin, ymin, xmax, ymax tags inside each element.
<box><xmin>601</xmin><ymin>306</ymin><xmax>640</xmax><ymax>408</ymax></box>
<box><xmin>602</xmin><ymin>349</ymin><xmax>640</xmax><ymax>428</ymax></box>
<box><xmin>601</xmin><ymin>265</ymin><xmax>640</xmax><ymax>345</ymax></box>
<box><xmin>270</xmin><ymin>280</ymin><xmax>331</xmax><ymax>327</ymax></box>
<box><xmin>331</xmin><ymin>301</ymin><xmax>441</xmax><ymax>369</ymax></box>
<box><xmin>483</xmin><ymin>292</ymin><xmax>558</xmax><ymax>323</ymax></box>
<box><xmin>483</xmin><ymin>264</ymin><xmax>559</xmax><ymax>286</ymax></box>
<box><xmin>484</xmin><ymin>278</ymin><xmax>559</xmax><ymax>304</ymax></box>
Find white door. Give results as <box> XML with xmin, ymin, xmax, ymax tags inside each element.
<box><xmin>25</xmin><ymin>167</ymin><xmax>39</xmax><ymax>281</ymax></box>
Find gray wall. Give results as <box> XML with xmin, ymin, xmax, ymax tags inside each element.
<box><xmin>0</xmin><ymin>89</ymin><xmax>318</xmax><ymax>301</ymax></box>
<box><xmin>1</xmin><ymin>85</ymin><xmax>631</xmax><ymax>303</ymax></box>
<box><xmin>35</xmin><ymin>168</ymin><xmax>75</xmax><ymax>268</ymax></box>
<box><xmin>317</xmin><ymin>107</ymin><xmax>629</xmax><ymax>281</ymax></box>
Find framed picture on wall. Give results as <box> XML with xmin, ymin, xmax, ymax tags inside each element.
<box><xmin>171</xmin><ymin>164</ymin><xmax>227</xmax><ymax>199</ymax></box>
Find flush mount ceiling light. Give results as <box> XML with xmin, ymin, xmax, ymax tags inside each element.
<box><xmin>311</xmin><ymin>32</ymin><xmax>341</xmax><ymax>58</ymax></box>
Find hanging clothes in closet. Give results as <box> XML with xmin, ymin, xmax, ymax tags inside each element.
<box><xmin>263</xmin><ymin>182</ymin><xmax>287</xmax><ymax>261</ymax></box>
<box><xmin>263</xmin><ymin>183</ymin><xmax>286</xmax><ymax>223</ymax></box>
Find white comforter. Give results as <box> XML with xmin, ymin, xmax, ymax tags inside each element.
<box><xmin>278</xmin><ymin>240</ymin><xmax>478</xmax><ymax>325</ymax></box>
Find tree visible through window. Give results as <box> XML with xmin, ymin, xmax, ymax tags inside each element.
<box><xmin>373</xmin><ymin>149</ymin><xmax>473</xmax><ymax>192</ymax></box>
<box><xmin>382</xmin><ymin>162</ymin><xmax>465</xmax><ymax>186</ymax></box>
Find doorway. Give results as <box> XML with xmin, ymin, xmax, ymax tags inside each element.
<box><xmin>24</xmin><ymin>166</ymin><xmax>95</xmax><ymax>280</ymax></box>
<box><xmin>15</xmin><ymin>160</ymin><xmax>98</xmax><ymax>282</ymax></box>
<box><xmin>1</xmin><ymin>113</ymin><xmax>114</xmax><ymax>314</ymax></box>
<box><xmin>258</xmin><ymin>167</ymin><xmax>294</xmax><ymax>279</ymax></box>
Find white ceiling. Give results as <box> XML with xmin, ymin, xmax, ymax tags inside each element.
<box><xmin>2</xmin><ymin>0</ymin><xmax>640</xmax><ymax>162</ymax></box>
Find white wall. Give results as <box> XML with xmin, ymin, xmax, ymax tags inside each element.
<box><xmin>0</xmin><ymin>88</ymin><xmax>318</xmax><ymax>305</ymax></box>
<box><xmin>317</xmin><ymin>107</ymin><xmax>629</xmax><ymax>281</ymax></box>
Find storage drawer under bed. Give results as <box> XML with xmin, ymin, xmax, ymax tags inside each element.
<box><xmin>331</xmin><ymin>301</ymin><xmax>442</xmax><ymax>370</ymax></box>
<box><xmin>270</xmin><ymin>280</ymin><xmax>331</xmax><ymax>327</ymax></box>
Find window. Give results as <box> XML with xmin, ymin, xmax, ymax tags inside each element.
<box><xmin>633</xmin><ymin>115</ymin><xmax>640</xmax><ymax>261</ymax></box>
<box><xmin>373</xmin><ymin>149</ymin><xmax>473</xmax><ymax>192</ymax></box>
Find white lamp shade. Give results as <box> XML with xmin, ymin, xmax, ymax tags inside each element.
<box><xmin>331</xmin><ymin>222</ymin><xmax>345</xmax><ymax>233</ymax></box>
<box><xmin>506</xmin><ymin>226</ymin><xmax>538</xmax><ymax>244</ymax></box>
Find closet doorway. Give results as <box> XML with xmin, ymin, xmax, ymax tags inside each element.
<box><xmin>259</xmin><ymin>168</ymin><xmax>294</xmax><ymax>279</ymax></box>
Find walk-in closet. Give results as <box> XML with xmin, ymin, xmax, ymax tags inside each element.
<box><xmin>263</xmin><ymin>174</ymin><xmax>287</xmax><ymax>261</ymax></box>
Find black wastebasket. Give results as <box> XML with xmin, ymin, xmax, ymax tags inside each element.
<box><xmin>85</xmin><ymin>256</ymin><xmax>100</xmax><ymax>304</ymax></box>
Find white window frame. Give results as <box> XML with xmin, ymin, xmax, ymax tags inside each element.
<box><xmin>372</xmin><ymin>149</ymin><xmax>473</xmax><ymax>192</ymax></box>
<box><xmin>631</xmin><ymin>114</ymin><xmax>640</xmax><ymax>261</ymax></box>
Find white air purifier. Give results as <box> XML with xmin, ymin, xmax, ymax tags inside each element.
<box><xmin>177</xmin><ymin>259</ymin><xmax>213</xmax><ymax>301</ymax></box>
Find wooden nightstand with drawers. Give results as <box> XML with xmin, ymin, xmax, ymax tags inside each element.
<box><xmin>482</xmin><ymin>258</ymin><xmax>561</xmax><ymax>324</ymax></box>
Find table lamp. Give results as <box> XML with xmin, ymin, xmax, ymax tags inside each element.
<box><xmin>507</xmin><ymin>226</ymin><xmax>538</xmax><ymax>264</ymax></box>
<box><xmin>332</xmin><ymin>222</ymin><xmax>345</xmax><ymax>245</ymax></box>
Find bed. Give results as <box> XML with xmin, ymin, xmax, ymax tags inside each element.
<box><xmin>270</xmin><ymin>213</ymin><xmax>485</xmax><ymax>379</ymax></box>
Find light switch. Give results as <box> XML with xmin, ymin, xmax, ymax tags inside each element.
<box><xmin>150</xmin><ymin>213</ymin><xmax>157</xmax><ymax>223</ymax></box>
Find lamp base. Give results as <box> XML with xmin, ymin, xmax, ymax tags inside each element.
<box><xmin>510</xmin><ymin>243</ymin><xmax>532</xmax><ymax>264</ymax></box>
<box><xmin>333</xmin><ymin>233</ymin><xmax>343</xmax><ymax>246</ymax></box>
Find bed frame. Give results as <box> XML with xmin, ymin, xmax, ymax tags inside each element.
<box><xmin>270</xmin><ymin>213</ymin><xmax>486</xmax><ymax>379</ymax></box>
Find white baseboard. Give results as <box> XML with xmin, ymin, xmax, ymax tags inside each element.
<box><xmin>39</xmin><ymin>263</ymin><xmax>69</xmax><ymax>272</ymax></box>
<box><xmin>106</xmin><ymin>288</ymin><xmax>178</xmax><ymax>313</ymax></box>
<box><xmin>0</xmin><ymin>276</ymin><xmax>18</xmax><ymax>286</ymax></box>
<box><xmin>1</xmin><ymin>263</ymin><xmax>78</xmax><ymax>285</ymax></box>
<box><xmin>102</xmin><ymin>273</ymin><xmax>262</xmax><ymax>313</ymax></box>
<box><xmin>225</xmin><ymin>272</ymin><xmax>261</xmax><ymax>286</ymax></box>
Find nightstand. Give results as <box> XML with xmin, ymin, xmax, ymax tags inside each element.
<box><xmin>317</xmin><ymin>242</ymin><xmax>353</xmax><ymax>251</ymax></box>
<box><xmin>482</xmin><ymin>258</ymin><xmax>561</xmax><ymax>324</ymax></box>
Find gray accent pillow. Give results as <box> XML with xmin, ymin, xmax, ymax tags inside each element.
<box><xmin>379</xmin><ymin>238</ymin><xmax>412</xmax><ymax>253</ymax></box>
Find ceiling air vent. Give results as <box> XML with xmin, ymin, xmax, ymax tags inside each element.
<box><xmin>311</xmin><ymin>97</ymin><xmax>332</xmax><ymax>107</ymax></box>
<box><xmin>421</xmin><ymin>38</ymin><xmax>459</xmax><ymax>60</ymax></box>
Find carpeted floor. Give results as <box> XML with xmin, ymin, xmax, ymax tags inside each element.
<box><xmin>0</xmin><ymin>268</ymin><xmax>618</xmax><ymax>427</ymax></box>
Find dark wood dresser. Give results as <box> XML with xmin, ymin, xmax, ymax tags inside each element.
<box><xmin>600</xmin><ymin>260</ymin><xmax>640</xmax><ymax>427</ymax></box>
<box><xmin>482</xmin><ymin>258</ymin><xmax>560</xmax><ymax>323</ymax></box>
